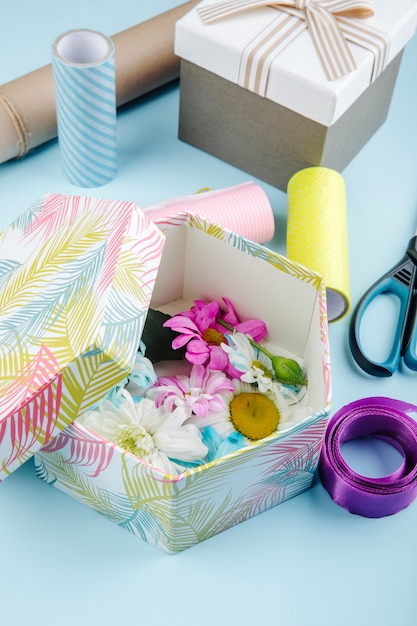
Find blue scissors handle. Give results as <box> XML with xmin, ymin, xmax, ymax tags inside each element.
<box><xmin>349</xmin><ymin>236</ymin><xmax>417</xmax><ymax>376</ymax></box>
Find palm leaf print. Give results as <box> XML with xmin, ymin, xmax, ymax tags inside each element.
<box><xmin>42</xmin><ymin>448</ymin><xmax>170</xmax><ymax>547</ymax></box>
<box><xmin>0</xmin><ymin>366</ymin><xmax>62</xmax><ymax>477</ymax></box>
<box><xmin>35</xmin><ymin>451</ymin><xmax>172</xmax><ymax>548</ymax></box>
<box><xmin>222</xmin><ymin>231</ymin><xmax>322</xmax><ymax>288</ymax></box>
<box><xmin>237</xmin><ymin>418</ymin><xmax>328</xmax><ymax>517</ymax></box>
<box><xmin>2</xmin><ymin>194</ymin><xmax>45</xmax><ymax>236</ymax></box>
<box><xmin>34</xmin><ymin>453</ymin><xmax>57</xmax><ymax>484</ymax></box>
<box><xmin>32</xmin><ymin>288</ymin><xmax>104</xmax><ymax>365</ymax></box>
<box><xmin>164</xmin><ymin>449</ymin><xmax>270</xmax><ymax>550</ymax></box>
<box><xmin>100</xmin><ymin>296</ymin><xmax>147</xmax><ymax>364</ymax></box>
<box><xmin>0</xmin><ymin>212</ymin><xmax>110</xmax><ymax>357</ymax></box>
<box><xmin>34</xmin><ymin>451</ymin><xmax>123</xmax><ymax>520</ymax></box>
<box><xmin>0</xmin><ymin>278</ymin><xmax>105</xmax><ymax>360</ymax></box>
<box><xmin>172</xmin><ymin>437</ymin><xmax>286</xmax><ymax>504</ymax></box>
<box><xmin>35</xmin><ymin>421</ymin><xmax>329</xmax><ymax>552</ymax></box>
<box><xmin>40</xmin><ymin>423</ymin><xmax>115</xmax><ymax>478</ymax></box>
<box><xmin>319</xmin><ymin>286</ymin><xmax>332</xmax><ymax>405</ymax></box>
<box><xmin>21</xmin><ymin>194</ymin><xmax>93</xmax><ymax>244</ymax></box>
<box><xmin>153</xmin><ymin>213</ymin><xmax>189</xmax><ymax>231</ymax></box>
<box><xmin>226</xmin><ymin>231</ymin><xmax>261</xmax><ymax>253</ymax></box>
<box><xmin>117</xmin><ymin>496</ymin><xmax>171</xmax><ymax>547</ymax></box>
<box><xmin>189</xmin><ymin>214</ymin><xmax>235</xmax><ymax>243</ymax></box>
<box><xmin>100</xmin><ymin>226</ymin><xmax>163</xmax><ymax>360</ymax></box>
<box><xmin>246</xmin><ymin>470</ymin><xmax>314</xmax><ymax>516</ymax></box>
<box><xmin>111</xmin><ymin>248</ymin><xmax>152</xmax><ymax>305</ymax></box>
<box><xmin>99</xmin><ymin>226</ymin><xmax>164</xmax><ymax>363</ymax></box>
<box><xmin>244</xmin><ymin>442</ymin><xmax>321</xmax><ymax>517</ymax></box>
<box><xmin>0</xmin><ymin>205</ymin><xmax>140</xmax><ymax>372</ymax></box>
<box><xmin>36</xmin><ymin>449</ymin><xmax>164</xmax><ymax>535</ymax></box>
<box><xmin>120</xmin><ymin>452</ymin><xmax>256</xmax><ymax>552</ymax></box>
<box><xmin>203</xmin><ymin>222</ymin><xmax>226</xmax><ymax>240</ymax></box>
<box><xmin>0</xmin><ymin>209</ymin><xmax>108</xmax><ymax>313</ymax></box>
<box><xmin>0</xmin><ymin>258</ymin><xmax>20</xmax><ymax>289</ymax></box>
<box><xmin>117</xmin><ymin>225</ymin><xmax>165</xmax><ymax>301</ymax></box>
<box><xmin>1</xmin><ymin>193</ymin><xmax>164</xmax><ymax>480</ymax></box>
<box><xmin>257</xmin><ymin>417</ymin><xmax>328</xmax><ymax>476</ymax></box>
<box><xmin>0</xmin><ymin>344</ymin><xmax>60</xmax><ymax>417</ymax></box>
<box><xmin>168</xmin><ymin>490</ymin><xmax>251</xmax><ymax>552</ymax></box>
<box><xmin>20</xmin><ymin>193</ymin><xmax>76</xmax><ymax>242</ymax></box>
<box><xmin>190</xmin><ymin>216</ymin><xmax>322</xmax><ymax>290</ymax></box>
<box><xmin>20</xmin><ymin>194</ymin><xmax>130</xmax><ymax>247</ymax></box>
<box><xmin>57</xmin><ymin>352</ymin><xmax>130</xmax><ymax>419</ymax></box>
<box><xmin>121</xmin><ymin>454</ymin><xmax>176</xmax><ymax>546</ymax></box>
<box><xmin>0</xmin><ymin>334</ymin><xmax>31</xmax><ymax>385</ymax></box>
<box><xmin>121</xmin><ymin>452</ymin><xmax>174</xmax><ymax>509</ymax></box>
<box><xmin>251</xmin><ymin>243</ymin><xmax>323</xmax><ymax>288</ymax></box>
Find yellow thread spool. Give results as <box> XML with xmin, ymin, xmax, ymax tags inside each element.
<box><xmin>287</xmin><ymin>167</ymin><xmax>350</xmax><ymax>322</ymax></box>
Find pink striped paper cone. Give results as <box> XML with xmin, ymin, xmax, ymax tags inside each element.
<box><xmin>142</xmin><ymin>182</ymin><xmax>275</xmax><ymax>243</ymax></box>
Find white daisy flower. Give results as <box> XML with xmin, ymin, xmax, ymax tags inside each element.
<box><xmin>221</xmin><ymin>331</ymin><xmax>274</xmax><ymax>391</ymax></box>
<box><xmin>78</xmin><ymin>388</ymin><xmax>208</xmax><ymax>474</ymax></box>
<box><xmin>186</xmin><ymin>380</ymin><xmax>282</xmax><ymax>441</ymax></box>
<box><xmin>188</xmin><ymin>379</ymin><xmax>312</xmax><ymax>442</ymax></box>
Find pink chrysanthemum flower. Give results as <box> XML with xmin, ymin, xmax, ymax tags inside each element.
<box><xmin>163</xmin><ymin>297</ymin><xmax>267</xmax><ymax>371</ymax></box>
<box><xmin>148</xmin><ymin>363</ymin><xmax>234</xmax><ymax>417</ymax></box>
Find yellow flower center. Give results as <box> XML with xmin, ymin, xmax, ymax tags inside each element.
<box><xmin>202</xmin><ymin>327</ymin><xmax>225</xmax><ymax>346</ymax></box>
<box><xmin>116</xmin><ymin>427</ymin><xmax>155</xmax><ymax>458</ymax></box>
<box><xmin>253</xmin><ymin>360</ymin><xmax>272</xmax><ymax>378</ymax></box>
<box><xmin>230</xmin><ymin>392</ymin><xmax>280</xmax><ymax>440</ymax></box>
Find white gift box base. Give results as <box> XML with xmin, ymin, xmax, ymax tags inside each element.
<box><xmin>175</xmin><ymin>1</ymin><xmax>417</xmax><ymax>191</ymax></box>
<box><xmin>35</xmin><ymin>214</ymin><xmax>331</xmax><ymax>553</ymax></box>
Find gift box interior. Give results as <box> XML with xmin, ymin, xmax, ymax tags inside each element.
<box><xmin>175</xmin><ymin>1</ymin><xmax>417</xmax><ymax>191</ymax></box>
<box><xmin>35</xmin><ymin>214</ymin><xmax>331</xmax><ymax>554</ymax></box>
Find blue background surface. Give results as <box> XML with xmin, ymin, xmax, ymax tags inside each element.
<box><xmin>1</xmin><ymin>2</ymin><xmax>417</xmax><ymax>625</ymax></box>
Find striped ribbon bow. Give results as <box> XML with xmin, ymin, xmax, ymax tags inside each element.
<box><xmin>198</xmin><ymin>0</ymin><xmax>389</xmax><ymax>87</ymax></box>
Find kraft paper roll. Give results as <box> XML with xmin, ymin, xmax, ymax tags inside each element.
<box><xmin>52</xmin><ymin>30</ymin><xmax>117</xmax><ymax>187</ymax></box>
<box><xmin>0</xmin><ymin>1</ymin><xmax>199</xmax><ymax>165</ymax></box>
<box><xmin>287</xmin><ymin>167</ymin><xmax>350</xmax><ymax>322</ymax></box>
<box><xmin>142</xmin><ymin>181</ymin><xmax>275</xmax><ymax>243</ymax></box>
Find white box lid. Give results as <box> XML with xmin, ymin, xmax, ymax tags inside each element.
<box><xmin>175</xmin><ymin>0</ymin><xmax>417</xmax><ymax>125</ymax></box>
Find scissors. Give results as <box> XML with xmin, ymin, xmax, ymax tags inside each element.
<box><xmin>349</xmin><ymin>233</ymin><xmax>417</xmax><ymax>377</ymax></box>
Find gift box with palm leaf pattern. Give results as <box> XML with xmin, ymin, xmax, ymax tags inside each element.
<box><xmin>0</xmin><ymin>193</ymin><xmax>165</xmax><ymax>480</ymax></box>
<box><xmin>34</xmin><ymin>212</ymin><xmax>331</xmax><ymax>554</ymax></box>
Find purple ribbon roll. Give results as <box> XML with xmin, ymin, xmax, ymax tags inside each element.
<box><xmin>318</xmin><ymin>397</ymin><xmax>417</xmax><ymax>518</ymax></box>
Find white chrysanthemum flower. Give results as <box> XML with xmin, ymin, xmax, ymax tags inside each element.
<box><xmin>221</xmin><ymin>331</ymin><xmax>275</xmax><ymax>392</ymax></box>
<box><xmin>78</xmin><ymin>388</ymin><xmax>208</xmax><ymax>474</ymax></box>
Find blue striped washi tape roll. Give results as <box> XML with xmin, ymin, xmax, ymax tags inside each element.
<box><xmin>52</xmin><ymin>30</ymin><xmax>117</xmax><ymax>187</ymax></box>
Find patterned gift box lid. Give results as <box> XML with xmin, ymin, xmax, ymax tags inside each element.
<box><xmin>0</xmin><ymin>193</ymin><xmax>165</xmax><ymax>481</ymax></box>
